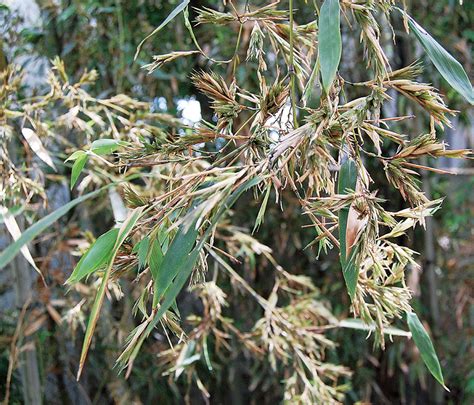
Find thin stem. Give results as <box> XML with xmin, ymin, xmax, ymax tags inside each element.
<box><xmin>232</xmin><ymin>22</ymin><xmax>245</xmax><ymax>75</ymax></box>
<box><xmin>115</xmin><ymin>0</ymin><xmax>125</xmax><ymax>93</ymax></box>
<box><xmin>288</xmin><ymin>0</ymin><xmax>298</xmax><ymax>128</ymax></box>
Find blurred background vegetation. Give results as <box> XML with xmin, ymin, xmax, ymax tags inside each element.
<box><xmin>0</xmin><ymin>0</ymin><xmax>472</xmax><ymax>404</ymax></box>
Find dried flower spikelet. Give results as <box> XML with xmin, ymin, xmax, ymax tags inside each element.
<box><xmin>245</xmin><ymin>3</ymin><xmax>287</xmax><ymax>21</ymax></box>
<box><xmin>353</xmin><ymin>7</ymin><xmax>390</xmax><ymax>79</ymax></box>
<box><xmin>383</xmin><ymin>159</ymin><xmax>428</xmax><ymax>205</ymax></box>
<box><xmin>77</xmin><ymin>69</ymin><xmax>99</xmax><ymax>86</ymax></box>
<box><xmin>259</xmin><ymin>79</ymin><xmax>289</xmax><ymax>124</ymax></box>
<box><xmin>388</xmin><ymin>79</ymin><xmax>454</xmax><ymax>126</ymax></box>
<box><xmin>192</xmin><ymin>71</ymin><xmax>243</xmax><ymax>131</ymax></box>
<box><xmin>393</xmin><ymin>133</ymin><xmax>470</xmax><ymax>160</ymax></box>
<box><xmin>0</xmin><ymin>65</ymin><xmax>23</xmax><ymax>100</ymax></box>
<box><xmin>121</xmin><ymin>184</ymin><xmax>149</xmax><ymax>208</ymax></box>
<box><xmin>263</xmin><ymin>20</ymin><xmax>310</xmax><ymax>77</ymax></box>
<box><xmin>195</xmin><ymin>7</ymin><xmax>236</xmax><ymax>26</ymax></box>
<box><xmin>246</xmin><ymin>23</ymin><xmax>267</xmax><ymax>71</ymax></box>
<box><xmin>387</xmin><ymin>62</ymin><xmax>423</xmax><ymax>81</ymax></box>
<box><xmin>51</xmin><ymin>56</ymin><xmax>69</xmax><ymax>84</ymax></box>
<box><xmin>143</xmin><ymin>51</ymin><xmax>199</xmax><ymax>74</ymax></box>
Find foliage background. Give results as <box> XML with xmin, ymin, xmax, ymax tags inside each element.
<box><xmin>0</xmin><ymin>0</ymin><xmax>472</xmax><ymax>404</ymax></box>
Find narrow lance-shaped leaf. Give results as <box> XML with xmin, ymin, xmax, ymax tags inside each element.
<box><xmin>117</xmin><ymin>176</ymin><xmax>262</xmax><ymax>372</ymax></box>
<box><xmin>21</xmin><ymin>128</ymin><xmax>57</xmax><ymax>170</ymax></box>
<box><xmin>134</xmin><ymin>0</ymin><xmax>190</xmax><ymax>60</ymax></box>
<box><xmin>0</xmin><ymin>206</ymin><xmax>43</xmax><ymax>278</ymax></box>
<box><xmin>90</xmin><ymin>139</ymin><xmax>128</xmax><ymax>155</ymax></box>
<box><xmin>404</xmin><ymin>11</ymin><xmax>474</xmax><ymax>104</ymax></box>
<box><xmin>407</xmin><ymin>312</ymin><xmax>448</xmax><ymax>389</ymax></box>
<box><xmin>337</xmin><ymin>159</ymin><xmax>359</xmax><ymax>299</ymax></box>
<box><xmin>66</xmin><ymin>228</ymin><xmax>119</xmax><ymax>284</ymax></box>
<box><xmin>0</xmin><ymin>188</ymin><xmax>105</xmax><ymax>270</ymax></box>
<box><xmin>152</xmin><ymin>216</ymin><xmax>199</xmax><ymax>307</ymax></box>
<box><xmin>152</xmin><ymin>176</ymin><xmax>262</xmax><ymax>308</ymax></box>
<box><xmin>318</xmin><ymin>0</ymin><xmax>342</xmax><ymax>93</ymax></box>
<box><xmin>148</xmin><ymin>237</ymin><xmax>164</xmax><ymax>281</ymax></box>
<box><xmin>339</xmin><ymin>319</ymin><xmax>411</xmax><ymax>337</ymax></box>
<box><xmin>68</xmin><ymin>151</ymin><xmax>88</xmax><ymax>189</ymax></box>
<box><xmin>77</xmin><ymin>206</ymin><xmax>145</xmax><ymax>380</ymax></box>
<box><xmin>134</xmin><ymin>236</ymin><xmax>150</xmax><ymax>271</ymax></box>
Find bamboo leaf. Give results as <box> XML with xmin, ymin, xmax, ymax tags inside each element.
<box><xmin>77</xmin><ymin>206</ymin><xmax>144</xmax><ymax>380</ymax></box>
<box><xmin>134</xmin><ymin>0</ymin><xmax>190</xmax><ymax>60</ymax></box>
<box><xmin>65</xmin><ymin>150</ymin><xmax>87</xmax><ymax>162</ymax></box>
<box><xmin>337</xmin><ymin>159</ymin><xmax>358</xmax><ymax>299</ymax></box>
<box><xmin>148</xmin><ymin>237</ymin><xmax>164</xmax><ymax>281</ymax></box>
<box><xmin>204</xmin><ymin>176</ymin><xmax>262</xmax><ymax>235</ymax></box>
<box><xmin>117</xmin><ymin>177</ymin><xmax>262</xmax><ymax>371</ymax></box>
<box><xmin>70</xmin><ymin>151</ymin><xmax>88</xmax><ymax>189</ymax></box>
<box><xmin>158</xmin><ymin>176</ymin><xmax>262</xmax><ymax>317</ymax></box>
<box><xmin>302</xmin><ymin>56</ymin><xmax>320</xmax><ymax>106</ymax></box>
<box><xmin>339</xmin><ymin>319</ymin><xmax>412</xmax><ymax>337</ymax></box>
<box><xmin>152</xmin><ymin>216</ymin><xmax>199</xmax><ymax>307</ymax></box>
<box><xmin>135</xmin><ymin>236</ymin><xmax>150</xmax><ymax>270</ymax></box>
<box><xmin>90</xmin><ymin>139</ymin><xmax>127</xmax><ymax>155</ymax></box>
<box><xmin>0</xmin><ymin>206</ymin><xmax>42</xmax><ymax>277</ymax></box>
<box><xmin>253</xmin><ymin>182</ymin><xmax>271</xmax><ymax>233</ymax></box>
<box><xmin>407</xmin><ymin>312</ymin><xmax>447</xmax><ymax>389</ymax></box>
<box><xmin>66</xmin><ymin>228</ymin><xmax>119</xmax><ymax>284</ymax></box>
<box><xmin>318</xmin><ymin>0</ymin><xmax>341</xmax><ymax>93</ymax></box>
<box><xmin>406</xmin><ymin>13</ymin><xmax>474</xmax><ymax>104</ymax></box>
<box><xmin>0</xmin><ymin>188</ymin><xmax>104</xmax><ymax>270</ymax></box>
<box><xmin>21</xmin><ymin>128</ymin><xmax>57</xmax><ymax>170</ymax></box>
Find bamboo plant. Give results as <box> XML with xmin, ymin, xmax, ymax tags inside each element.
<box><xmin>1</xmin><ymin>0</ymin><xmax>472</xmax><ymax>403</ymax></box>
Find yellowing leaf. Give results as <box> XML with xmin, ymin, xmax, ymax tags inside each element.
<box><xmin>0</xmin><ymin>188</ymin><xmax>105</xmax><ymax>270</ymax></box>
<box><xmin>21</xmin><ymin>128</ymin><xmax>56</xmax><ymax>170</ymax></box>
<box><xmin>0</xmin><ymin>206</ymin><xmax>43</xmax><ymax>278</ymax></box>
<box><xmin>337</xmin><ymin>159</ymin><xmax>359</xmax><ymax>300</ymax></box>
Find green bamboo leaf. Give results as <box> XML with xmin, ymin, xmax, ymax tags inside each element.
<box><xmin>117</xmin><ymin>176</ymin><xmax>262</xmax><ymax>371</ymax></box>
<box><xmin>66</xmin><ymin>228</ymin><xmax>119</xmax><ymax>284</ymax></box>
<box><xmin>407</xmin><ymin>312</ymin><xmax>447</xmax><ymax>389</ymax></box>
<box><xmin>253</xmin><ymin>182</ymin><xmax>271</xmax><ymax>233</ymax></box>
<box><xmin>154</xmin><ymin>248</ymin><xmax>199</xmax><ymax>322</ymax></box>
<box><xmin>117</xmin><ymin>246</ymin><xmax>200</xmax><ymax>373</ymax></box>
<box><xmin>204</xmin><ymin>176</ymin><xmax>262</xmax><ymax>235</ymax></box>
<box><xmin>405</xmin><ymin>13</ymin><xmax>474</xmax><ymax>104</ymax></box>
<box><xmin>0</xmin><ymin>188</ymin><xmax>104</xmax><ymax>270</ymax></box>
<box><xmin>134</xmin><ymin>0</ymin><xmax>190</xmax><ymax>60</ymax></box>
<box><xmin>90</xmin><ymin>139</ymin><xmax>127</xmax><ymax>155</ymax></box>
<box><xmin>65</xmin><ymin>150</ymin><xmax>87</xmax><ymax>162</ymax></box>
<box><xmin>78</xmin><ymin>206</ymin><xmax>144</xmax><ymax>380</ymax></box>
<box><xmin>70</xmin><ymin>151</ymin><xmax>88</xmax><ymax>189</ymax></box>
<box><xmin>318</xmin><ymin>0</ymin><xmax>341</xmax><ymax>93</ymax></box>
<box><xmin>131</xmin><ymin>237</ymin><xmax>143</xmax><ymax>254</ymax></box>
<box><xmin>203</xmin><ymin>335</ymin><xmax>213</xmax><ymax>371</ymax></box>
<box><xmin>155</xmin><ymin>176</ymin><xmax>262</xmax><ymax>319</ymax></box>
<box><xmin>136</xmin><ymin>236</ymin><xmax>150</xmax><ymax>270</ymax></box>
<box><xmin>148</xmin><ymin>237</ymin><xmax>164</xmax><ymax>281</ymax></box>
<box><xmin>152</xmin><ymin>217</ymin><xmax>199</xmax><ymax>307</ymax></box>
<box><xmin>337</xmin><ymin>159</ymin><xmax>358</xmax><ymax>299</ymax></box>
